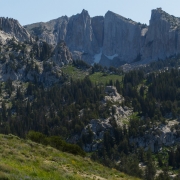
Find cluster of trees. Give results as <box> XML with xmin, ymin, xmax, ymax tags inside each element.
<box><xmin>73</xmin><ymin>60</ymin><xmax>90</xmax><ymax>69</ymax></box>
<box><xmin>91</xmin><ymin>118</ymin><xmax>150</xmax><ymax>178</ymax></box>
<box><xmin>32</xmin><ymin>41</ymin><xmax>52</xmax><ymax>61</ymax></box>
<box><xmin>168</xmin><ymin>146</ymin><xmax>180</xmax><ymax>169</ymax></box>
<box><xmin>141</xmin><ymin>57</ymin><xmax>180</xmax><ymax>73</ymax></box>
<box><xmin>0</xmin><ymin>77</ymin><xmax>109</xmax><ymax>138</ymax></box>
<box><xmin>90</xmin><ymin>67</ymin><xmax>180</xmax><ymax>178</ymax></box>
<box><xmin>27</xmin><ymin>131</ymin><xmax>85</xmax><ymax>157</ymax></box>
<box><xmin>92</xmin><ymin>63</ymin><xmax>123</xmax><ymax>75</ymax></box>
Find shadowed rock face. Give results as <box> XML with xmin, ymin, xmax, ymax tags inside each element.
<box><xmin>24</xmin><ymin>8</ymin><xmax>180</xmax><ymax>66</ymax></box>
<box><xmin>91</xmin><ymin>16</ymin><xmax>104</xmax><ymax>47</ymax></box>
<box><xmin>0</xmin><ymin>17</ymin><xmax>30</xmax><ymax>41</ymax></box>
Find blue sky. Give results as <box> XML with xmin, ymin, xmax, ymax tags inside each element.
<box><xmin>0</xmin><ymin>0</ymin><xmax>179</xmax><ymax>25</ymax></box>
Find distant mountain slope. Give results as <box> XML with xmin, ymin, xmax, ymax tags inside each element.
<box><xmin>0</xmin><ymin>134</ymin><xmax>139</xmax><ymax>180</ymax></box>
<box><xmin>1</xmin><ymin>8</ymin><xmax>179</xmax><ymax>67</ymax></box>
<box><xmin>24</xmin><ymin>8</ymin><xmax>180</xmax><ymax>67</ymax></box>
<box><xmin>0</xmin><ymin>34</ymin><xmax>72</xmax><ymax>84</ymax></box>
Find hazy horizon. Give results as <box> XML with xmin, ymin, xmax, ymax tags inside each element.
<box><xmin>0</xmin><ymin>0</ymin><xmax>180</xmax><ymax>25</ymax></box>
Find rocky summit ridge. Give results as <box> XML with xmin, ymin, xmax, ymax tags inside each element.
<box><xmin>0</xmin><ymin>17</ymin><xmax>31</xmax><ymax>42</ymax></box>
<box><xmin>1</xmin><ymin>8</ymin><xmax>180</xmax><ymax>67</ymax></box>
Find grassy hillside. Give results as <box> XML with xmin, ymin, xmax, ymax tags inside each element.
<box><xmin>62</xmin><ymin>65</ymin><xmax>88</xmax><ymax>80</ymax></box>
<box><xmin>89</xmin><ymin>72</ymin><xmax>122</xmax><ymax>85</ymax></box>
<box><xmin>0</xmin><ymin>134</ymin><xmax>140</xmax><ymax>180</ymax></box>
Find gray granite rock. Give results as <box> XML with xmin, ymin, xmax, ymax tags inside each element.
<box><xmin>91</xmin><ymin>16</ymin><xmax>104</xmax><ymax>47</ymax></box>
<box><xmin>0</xmin><ymin>17</ymin><xmax>31</xmax><ymax>41</ymax></box>
<box><xmin>65</xmin><ymin>9</ymin><xmax>99</xmax><ymax>56</ymax></box>
<box><xmin>103</xmin><ymin>11</ymin><xmax>146</xmax><ymax>63</ymax></box>
<box><xmin>53</xmin><ymin>40</ymin><xmax>72</xmax><ymax>66</ymax></box>
<box><xmin>25</xmin><ymin>16</ymin><xmax>69</xmax><ymax>45</ymax></box>
<box><xmin>141</xmin><ymin>8</ymin><xmax>180</xmax><ymax>62</ymax></box>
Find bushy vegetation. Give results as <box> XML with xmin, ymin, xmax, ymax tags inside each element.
<box><xmin>27</xmin><ymin>131</ymin><xmax>86</xmax><ymax>157</ymax></box>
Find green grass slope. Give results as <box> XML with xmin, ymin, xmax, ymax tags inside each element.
<box><xmin>0</xmin><ymin>134</ymin><xmax>140</xmax><ymax>180</ymax></box>
<box><xmin>62</xmin><ymin>65</ymin><xmax>88</xmax><ymax>80</ymax></box>
<box><xmin>89</xmin><ymin>72</ymin><xmax>122</xmax><ymax>85</ymax></box>
<box><xmin>61</xmin><ymin>65</ymin><xmax>123</xmax><ymax>85</ymax></box>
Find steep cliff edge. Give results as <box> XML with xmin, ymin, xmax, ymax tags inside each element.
<box><xmin>101</xmin><ymin>11</ymin><xmax>147</xmax><ymax>65</ymax></box>
<box><xmin>141</xmin><ymin>8</ymin><xmax>180</xmax><ymax>62</ymax></box>
<box><xmin>25</xmin><ymin>10</ymin><xmax>102</xmax><ymax>64</ymax></box>
<box><xmin>103</xmin><ymin>11</ymin><xmax>147</xmax><ymax>63</ymax></box>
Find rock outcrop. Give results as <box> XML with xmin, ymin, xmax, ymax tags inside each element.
<box><xmin>112</xmin><ymin>105</ymin><xmax>133</xmax><ymax>126</ymax></box>
<box><xmin>130</xmin><ymin>123</ymin><xmax>176</xmax><ymax>152</ymax></box>
<box><xmin>0</xmin><ymin>17</ymin><xmax>31</xmax><ymax>42</ymax></box>
<box><xmin>0</xmin><ymin>37</ymin><xmax>72</xmax><ymax>85</ymax></box>
<box><xmin>53</xmin><ymin>40</ymin><xmax>72</xmax><ymax>66</ymax></box>
<box><xmin>81</xmin><ymin>118</ymin><xmax>112</xmax><ymax>152</ymax></box>
<box><xmin>104</xmin><ymin>86</ymin><xmax>124</xmax><ymax>103</ymax></box>
<box><xmin>75</xmin><ymin>86</ymin><xmax>133</xmax><ymax>152</ymax></box>
<box><xmin>0</xmin><ymin>30</ymin><xmax>12</xmax><ymax>45</ymax></box>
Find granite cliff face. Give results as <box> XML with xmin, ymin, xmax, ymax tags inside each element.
<box><xmin>65</xmin><ymin>10</ymin><xmax>99</xmax><ymax>55</ymax></box>
<box><xmin>91</xmin><ymin>16</ymin><xmax>104</xmax><ymax>48</ymax></box>
<box><xmin>25</xmin><ymin>10</ymin><xmax>101</xmax><ymax>64</ymax></box>
<box><xmin>25</xmin><ymin>11</ymin><xmax>105</xmax><ymax>64</ymax></box>
<box><xmin>102</xmin><ymin>11</ymin><xmax>146</xmax><ymax>63</ymax></box>
<box><xmin>0</xmin><ymin>17</ymin><xmax>31</xmax><ymax>42</ymax></box>
<box><xmin>141</xmin><ymin>8</ymin><xmax>180</xmax><ymax>62</ymax></box>
<box><xmin>24</xmin><ymin>8</ymin><xmax>180</xmax><ymax>66</ymax></box>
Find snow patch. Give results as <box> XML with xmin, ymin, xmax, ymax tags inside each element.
<box><xmin>105</xmin><ymin>54</ymin><xmax>118</xmax><ymax>60</ymax></box>
<box><xmin>93</xmin><ymin>48</ymin><xmax>102</xmax><ymax>64</ymax></box>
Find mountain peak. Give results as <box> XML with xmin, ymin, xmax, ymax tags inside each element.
<box><xmin>81</xmin><ymin>9</ymin><xmax>89</xmax><ymax>16</ymax></box>
<box><xmin>0</xmin><ymin>17</ymin><xmax>31</xmax><ymax>42</ymax></box>
<box><xmin>105</xmin><ymin>10</ymin><xmax>138</xmax><ymax>25</ymax></box>
<box><xmin>151</xmin><ymin>8</ymin><xmax>180</xmax><ymax>27</ymax></box>
<box><xmin>105</xmin><ymin>10</ymin><xmax>117</xmax><ymax>17</ymax></box>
